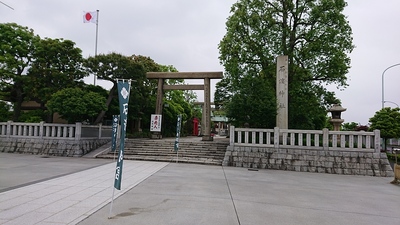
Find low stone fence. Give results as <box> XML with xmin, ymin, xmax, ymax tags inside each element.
<box><xmin>223</xmin><ymin>126</ymin><xmax>393</xmax><ymax>177</ymax></box>
<box><xmin>0</xmin><ymin>121</ymin><xmax>111</xmax><ymax>157</ymax></box>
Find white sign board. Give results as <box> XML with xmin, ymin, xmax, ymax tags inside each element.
<box><xmin>150</xmin><ymin>114</ymin><xmax>162</xmax><ymax>132</ymax></box>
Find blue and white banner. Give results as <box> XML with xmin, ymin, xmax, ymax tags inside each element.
<box><xmin>111</xmin><ymin>115</ymin><xmax>119</xmax><ymax>152</ymax></box>
<box><xmin>174</xmin><ymin>114</ymin><xmax>182</xmax><ymax>152</ymax></box>
<box><xmin>114</xmin><ymin>80</ymin><xmax>131</xmax><ymax>190</ymax></box>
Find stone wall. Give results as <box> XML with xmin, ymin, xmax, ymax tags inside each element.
<box><xmin>223</xmin><ymin>146</ymin><xmax>394</xmax><ymax>177</ymax></box>
<box><xmin>0</xmin><ymin>138</ymin><xmax>110</xmax><ymax>157</ymax></box>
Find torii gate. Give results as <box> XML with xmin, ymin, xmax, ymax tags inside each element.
<box><xmin>146</xmin><ymin>72</ymin><xmax>223</xmax><ymax>141</ymax></box>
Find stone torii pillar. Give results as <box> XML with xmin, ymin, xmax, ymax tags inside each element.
<box><xmin>146</xmin><ymin>72</ymin><xmax>223</xmax><ymax>141</ymax></box>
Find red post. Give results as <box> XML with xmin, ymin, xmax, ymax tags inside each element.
<box><xmin>193</xmin><ymin>118</ymin><xmax>199</xmax><ymax>136</ymax></box>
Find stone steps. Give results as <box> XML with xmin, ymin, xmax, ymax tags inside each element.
<box><xmin>96</xmin><ymin>137</ymin><xmax>229</xmax><ymax>166</ymax></box>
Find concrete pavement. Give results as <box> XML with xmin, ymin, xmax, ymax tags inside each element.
<box><xmin>0</xmin><ymin>153</ymin><xmax>113</xmax><ymax>193</ymax></box>
<box><xmin>0</xmin><ymin>152</ymin><xmax>399</xmax><ymax>225</ymax></box>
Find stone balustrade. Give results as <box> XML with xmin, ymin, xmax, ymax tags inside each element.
<box><xmin>229</xmin><ymin>126</ymin><xmax>380</xmax><ymax>152</ymax></box>
<box><xmin>0</xmin><ymin>121</ymin><xmax>112</xmax><ymax>156</ymax></box>
<box><xmin>224</xmin><ymin>126</ymin><xmax>393</xmax><ymax>177</ymax></box>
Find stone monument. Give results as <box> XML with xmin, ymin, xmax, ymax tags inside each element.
<box><xmin>276</xmin><ymin>55</ymin><xmax>288</xmax><ymax>129</ymax></box>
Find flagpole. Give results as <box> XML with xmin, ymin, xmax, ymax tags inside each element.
<box><xmin>94</xmin><ymin>9</ymin><xmax>99</xmax><ymax>85</ymax></box>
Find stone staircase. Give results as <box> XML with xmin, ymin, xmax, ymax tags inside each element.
<box><xmin>96</xmin><ymin>136</ymin><xmax>229</xmax><ymax>166</ymax></box>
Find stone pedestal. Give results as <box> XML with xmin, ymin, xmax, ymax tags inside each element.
<box><xmin>330</xmin><ymin>119</ymin><xmax>344</xmax><ymax>131</ymax></box>
<box><xmin>151</xmin><ymin>133</ymin><xmax>162</xmax><ymax>139</ymax></box>
<box><xmin>202</xmin><ymin>135</ymin><xmax>214</xmax><ymax>141</ymax></box>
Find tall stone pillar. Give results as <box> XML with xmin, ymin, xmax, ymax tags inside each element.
<box><xmin>276</xmin><ymin>55</ymin><xmax>288</xmax><ymax>129</ymax></box>
<box><xmin>152</xmin><ymin>78</ymin><xmax>164</xmax><ymax>139</ymax></box>
<box><xmin>155</xmin><ymin>78</ymin><xmax>164</xmax><ymax>115</ymax></box>
<box><xmin>202</xmin><ymin>78</ymin><xmax>213</xmax><ymax>141</ymax></box>
<box><xmin>201</xmin><ymin>104</ymin><xmax>205</xmax><ymax>136</ymax></box>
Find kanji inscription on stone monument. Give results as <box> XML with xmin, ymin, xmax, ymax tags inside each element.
<box><xmin>276</xmin><ymin>55</ymin><xmax>288</xmax><ymax>129</ymax></box>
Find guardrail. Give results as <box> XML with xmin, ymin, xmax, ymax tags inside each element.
<box><xmin>0</xmin><ymin>121</ymin><xmax>112</xmax><ymax>140</ymax></box>
<box><xmin>229</xmin><ymin>126</ymin><xmax>380</xmax><ymax>152</ymax></box>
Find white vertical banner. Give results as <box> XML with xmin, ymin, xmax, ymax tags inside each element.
<box><xmin>150</xmin><ymin>114</ymin><xmax>162</xmax><ymax>132</ymax></box>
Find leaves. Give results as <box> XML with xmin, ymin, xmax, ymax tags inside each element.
<box><xmin>47</xmin><ymin>88</ymin><xmax>107</xmax><ymax>124</ymax></box>
<box><xmin>0</xmin><ymin>23</ymin><xmax>41</xmax><ymax>120</ymax></box>
<box><xmin>369</xmin><ymin>107</ymin><xmax>400</xmax><ymax>139</ymax></box>
<box><xmin>27</xmin><ymin>38</ymin><xmax>86</xmax><ymax>104</ymax></box>
<box><xmin>217</xmin><ymin>0</ymin><xmax>354</xmax><ymax>129</ymax></box>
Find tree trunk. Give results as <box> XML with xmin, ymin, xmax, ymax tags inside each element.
<box><xmin>12</xmin><ymin>82</ymin><xmax>24</xmax><ymax>122</ymax></box>
<box><xmin>93</xmin><ymin>84</ymin><xmax>117</xmax><ymax>125</ymax></box>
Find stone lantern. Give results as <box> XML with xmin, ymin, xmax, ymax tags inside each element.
<box><xmin>328</xmin><ymin>104</ymin><xmax>346</xmax><ymax>131</ymax></box>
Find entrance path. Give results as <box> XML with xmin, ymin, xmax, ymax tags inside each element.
<box><xmin>0</xmin><ymin>152</ymin><xmax>399</xmax><ymax>225</ymax></box>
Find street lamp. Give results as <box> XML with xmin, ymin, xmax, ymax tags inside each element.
<box><xmin>382</xmin><ymin>63</ymin><xmax>400</xmax><ymax>108</ymax></box>
<box><xmin>383</xmin><ymin>100</ymin><xmax>399</xmax><ymax>108</ymax></box>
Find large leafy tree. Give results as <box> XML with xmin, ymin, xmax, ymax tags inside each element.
<box><xmin>225</xmin><ymin>75</ymin><xmax>276</xmax><ymax>128</ymax></box>
<box><xmin>47</xmin><ymin>87</ymin><xmax>107</xmax><ymax>124</ymax></box>
<box><xmin>26</xmin><ymin>38</ymin><xmax>86</xmax><ymax>121</ymax></box>
<box><xmin>85</xmin><ymin>53</ymin><xmax>148</xmax><ymax>124</ymax></box>
<box><xmin>369</xmin><ymin>107</ymin><xmax>400</xmax><ymax>150</ymax></box>
<box><xmin>128</xmin><ymin>55</ymin><xmax>161</xmax><ymax>130</ymax></box>
<box><xmin>0</xmin><ymin>23</ymin><xmax>39</xmax><ymax>121</ymax></box>
<box><xmin>216</xmin><ymin>0</ymin><xmax>353</xmax><ymax>129</ymax></box>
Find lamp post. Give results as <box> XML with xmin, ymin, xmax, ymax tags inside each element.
<box><xmin>383</xmin><ymin>100</ymin><xmax>399</xmax><ymax>108</ymax></box>
<box><xmin>382</xmin><ymin>63</ymin><xmax>400</xmax><ymax>108</ymax></box>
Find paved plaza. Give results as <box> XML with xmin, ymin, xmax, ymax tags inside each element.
<box><xmin>0</xmin><ymin>152</ymin><xmax>399</xmax><ymax>225</ymax></box>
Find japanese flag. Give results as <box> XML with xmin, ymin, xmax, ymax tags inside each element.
<box><xmin>83</xmin><ymin>11</ymin><xmax>97</xmax><ymax>23</ymax></box>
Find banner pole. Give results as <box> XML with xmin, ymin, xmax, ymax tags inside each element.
<box><xmin>174</xmin><ymin>114</ymin><xmax>182</xmax><ymax>163</ymax></box>
<box><xmin>108</xmin><ymin>187</ymin><xmax>116</xmax><ymax>218</ymax></box>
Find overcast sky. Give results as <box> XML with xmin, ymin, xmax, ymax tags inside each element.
<box><xmin>1</xmin><ymin>0</ymin><xmax>399</xmax><ymax>126</ymax></box>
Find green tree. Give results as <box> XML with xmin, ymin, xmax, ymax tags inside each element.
<box><xmin>214</xmin><ymin>78</ymin><xmax>232</xmax><ymax>111</ymax></box>
<box><xmin>0</xmin><ymin>23</ymin><xmax>39</xmax><ymax>121</ymax></box>
<box><xmin>85</xmin><ymin>53</ymin><xmax>150</xmax><ymax>125</ymax></box>
<box><xmin>217</xmin><ymin>0</ymin><xmax>353</xmax><ymax>129</ymax></box>
<box><xmin>26</xmin><ymin>38</ymin><xmax>86</xmax><ymax>121</ymax></box>
<box><xmin>369</xmin><ymin>107</ymin><xmax>400</xmax><ymax>150</ymax></box>
<box><xmin>0</xmin><ymin>101</ymin><xmax>12</xmax><ymax>122</ymax></box>
<box><xmin>341</xmin><ymin>122</ymin><xmax>358</xmax><ymax>131</ymax></box>
<box><xmin>85</xmin><ymin>84</ymin><xmax>119</xmax><ymax>124</ymax></box>
<box><xmin>47</xmin><ymin>88</ymin><xmax>107</xmax><ymax>124</ymax></box>
<box><xmin>128</xmin><ymin>55</ymin><xmax>161</xmax><ymax>131</ymax></box>
<box><xmin>225</xmin><ymin>75</ymin><xmax>276</xmax><ymax>128</ymax></box>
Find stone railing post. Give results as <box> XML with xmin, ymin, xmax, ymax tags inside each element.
<box><xmin>374</xmin><ymin>129</ymin><xmax>381</xmax><ymax>153</ymax></box>
<box><xmin>39</xmin><ymin>121</ymin><xmax>44</xmax><ymax>139</ymax></box>
<box><xmin>6</xmin><ymin>121</ymin><xmax>12</xmax><ymax>138</ymax></box>
<box><xmin>229</xmin><ymin>125</ymin><xmax>235</xmax><ymax>146</ymax></box>
<box><xmin>75</xmin><ymin>122</ymin><xmax>82</xmax><ymax>141</ymax></box>
<box><xmin>98</xmin><ymin>124</ymin><xmax>102</xmax><ymax>139</ymax></box>
<box><xmin>322</xmin><ymin>128</ymin><xmax>329</xmax><ymax>150</ymax></box>
<box><xmin>274</xmin><ymin>127</ymin><xmax>280</xmax><ymax>149</ymax></box>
